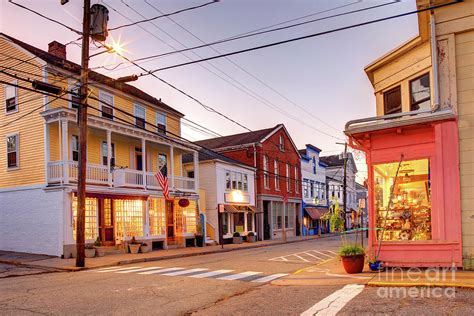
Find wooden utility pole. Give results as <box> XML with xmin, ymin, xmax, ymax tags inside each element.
<box><xmin>76</xmin><ymin>0</ymin><xmax>91</xmax><ymax>267</ymax></box>
<box><xmin>342</xmin><ymin>143</ymin><xmax>348</xmax><ymax>231</ymax></box>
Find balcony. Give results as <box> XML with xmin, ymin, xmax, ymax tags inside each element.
<box><xmin>47</xmin><ymin>161</ymin><xmax>196</xmax><ymax>192</ymax></box>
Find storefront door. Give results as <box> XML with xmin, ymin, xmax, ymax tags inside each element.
<box><xmin>166</xmin><ymin>201</ymin><xmax>174</xmax><ymax>240</ymax></box>
<box><xmin>99</xmin><ymin>198</ymin><xmax>115</xmax><ymax>246</ymax></box>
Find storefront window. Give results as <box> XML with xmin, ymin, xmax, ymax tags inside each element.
<box><xmin>149</xmin><ymin>198</ymin><xmax>165</xmax><ymax>236</ymax></box>
<box><xmin>233</xmin><ymin>213</ymin><xmax>245</xmax><ymax>233</ymax></box>
<box><xmin>247</xmin><ymin>213</ymin><xmax>253</xmax><ymax>232</ymax></box>
<box><xmin>72</xmin><ymin>196</ymin><xmax>98</xmax><ymax>240</ymax></box>
<box><xmin>175</xmin><ymin>201</ymin><xmax>197</xmax><ymax>234</ymax></box>
<box><xmin>374</xmin><ymin>158</ymin><xmax>432</xmax><ymax>241</ymax></box>
<box><xmin>115</xmin><ymin>199</ymin><xmax>144</xmax><ymax>238</ymax></box>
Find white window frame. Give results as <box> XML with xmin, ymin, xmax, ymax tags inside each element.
<box><xmin>134</xmin><ymin>104</ymin><xmax>146</xmax><ymax>128</ymax></box>
<box><xmin>71</xmin><ymin>135</ymin><xmax>79</xmax><ymax>162</ymax></box>
<box><xmin>100</xmin><ymin>140</ymin><xmax>115</xmax><ymax>166</ymax></box>
<box><xmin>274</xmin><ymin>159</ymin><xmax>280</xmax><ymax>190</ymax></box>
<box><xmin>279</xmin><ymin>135</ymin><xmax>285</xmax><ymax>151</ymax></box>
<box><xmin>156</xmin><ymin>112</ymin><xmax>166</xmax><ymax>134</ymax></box>
<box><xmin>263</xmin><ymin>155</ymin><xmax>270</xmax><ymax>189</ymax></box>
<box><xmin>99</xmin><ymin>90</ymin><xmax>114</xmax><ymax>120</ymax></box>
<box><xmin>295</xmin><ymin>166</ymin><xmax>300</xmax><ymax>193</ymax></box>
<box><xmin>68</xmin><ymin>81</ymin><xmax>81</xmax><ymax>110</ymax></box>
<box><xmin>4</xmin><ymin>80</ymin><xmax>18</xmax><ymax>115</ymax></box>
<box><xmin>286</xmin><ymin>163</ymin><xmax>291</xmax><ymax>192</ymax></box>
<box><xmin>6</xmin><ymin>133</ymin><xmax>19</xmax><ymax>170</ymax></box>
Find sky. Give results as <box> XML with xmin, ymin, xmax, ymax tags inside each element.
<box><xmin>0</xmin><ymin>0</ymin><xmax>420</xmax><ymax>181</ymax></box>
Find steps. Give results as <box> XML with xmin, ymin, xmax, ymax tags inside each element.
<box><xmin>95</xmin><ymin>246</ymin><xmax>125</xmax><ymax>257</ymax></box>
<box><xmin>205</xmin><ymin>236</ymin><xmax>217</xmax><ymax>246</ymax></box>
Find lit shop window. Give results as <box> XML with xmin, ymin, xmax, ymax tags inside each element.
<box><xmin>175</xmin><ymin>201</ymin><xmax>196</xmax><ymax>234</ymax></box>
<box><xmin>72</xmin><ymin>196</ymin><xmax>98</xmax><ymax>240</ymax></box>
<box><xmin>374</xmin><ymin>158</ymin><xmax>432</xmax><ymax>241</ymax></box>
<box><xmin>149</xmin><ymin>198</ymin><xmax>165</xmax><ymax>236</ymax></box>
<box><xmin>115</xmin><ymin>199</ymin><xmax>144</xmax><ymax>238</ymax></box>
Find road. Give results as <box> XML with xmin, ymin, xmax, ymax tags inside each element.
<box><xmin>0</xmin><ymin>236</ymin><xmax>473</xmax><ymax>315</ymax></box>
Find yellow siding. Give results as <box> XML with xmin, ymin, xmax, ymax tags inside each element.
<box><xmin>49</xmin><ymin>122</ymin><xmax>60</xmax><ymax>162</ymax></box>
<box><xmin>0</xmin><ymin>37</ymin><xmax>46</xmax><ymax>188</ymax></box>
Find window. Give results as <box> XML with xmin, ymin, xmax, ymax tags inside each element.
<box><xmin>374</xmin><ymin>158</ymin><xmax>432</xmax><ymax>241</ymax></box>
<box><xmin>303</xmin><ymin>181</ymin><xmax>309</xmax><ymax>198</ymax></box>
<box><xmin>149</xmin><ymin>198</ymin><xmax>165</xmax><ymax>236</ymax></box>
<box><xmin>158</xmin><ymin>153</ymin><xmax>167</xmax><ymax>176</ymax></box>
<box><xmin>187</xmin><ymin>171</ymin><xmax>195</xmax><ymax>178</ymax></box>
<box><xmin>99</xmin><ymin>91</ymin><xmax>114</xmax><ymax>119</ymax></box>
<box><xmin>274</xmin><ymin>159</ymin><xmax>280</xmax><ymax>190</ymax></box>
<box><xmin>156</xmin><ymin>112</ymin><xmax>166</xmax><ymax>134</ymax></box>
<box><xmin>310</xmin><ymin>182</ymin><xmax>314</xmax><ymax>197</ymax></box>
<box><xmin>5</xmin><ymin>82</ymin><xmax>17</xmax><ymax>113</ymax></box>
<box><xmin>383</xmin><ymin>86</ymin><xmax>402</xmax><ymax>115</ymax></box>
<box><xmin>295</xmin><ymin>167</ymin><xmax>299</xmax><ymax>193</ymax></box>
<box><xmin>273</xmin><ymin>202</ymin><xmax>283</xmax><ymax>229</ymax></box>
<box><xmin>225</xmin><ymin>171</ymin><xmax>249</xmax><ymax>192</ymax></box>
<box><xmin>134</xmin><ymin>104</ymin><xmax>146</xmax><ymax>128</ymax></box>
<box><xmin>115</xmin><ymin>199</ymin><xmax>144</xmax><ymax>238</ymax></box>
<box><xmin>312</xmin><ymin>157</ymin><xmax>317</xmax><ymax>174</ymax></box>
<box><xmin>70</xmin><ymin>84</ymin><xmax>81</xmax><ymax>110</ymax></box>
<box><xmin>286</xmin><ymin>163</ymin><xmax>291</xmax><ymax>192</ymax></box>
<box><xmin>71</xmin><ymin>135</ymin><xmax>79</xmax><ymax>162</ymax></box>
<box><xmin>263</xmin><ymin>155</ymin><xmax>270</xmax><ymax>189</ymax></box>
<box><xmin>226</xmin><ymin>171</ymin><xmax>231</xmax><ymax>190</ymax></box>
<box><xmin>72</xmin><ymin>196</ymin><xmax>98</xmax><ymax>240</ymax></box>
<box><xmin>6</xmin><ymin>134</ymin><xmax>19</xmax><ymax>168</ymax></box>
<box><xmin>243</xmin><ymin>174</ymin><xmax>248</xmax><ymax>191</ymax></box>
<box><xmin>101</xmin><ymin>141</ymin><xmax>115</xmax><ymax>166</ymax></box>
<box><xmin>279</xmin><ymin>135</ymin><xmax>285</xmax><ymax>151</ymax></box>
<box><xmin>410</xmin><ymin>73</ymin><xmax>431</xmax><ymax>111</ymax></box>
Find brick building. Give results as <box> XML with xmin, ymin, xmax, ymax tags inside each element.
<box><xmin>196</xmin><ymin>124</ymin><xmax>302</xmax><ymax>241</ymax></box>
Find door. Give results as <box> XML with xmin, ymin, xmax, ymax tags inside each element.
<box><xmin>99</xmin><ymin>198</ymin><xmax>115</xmax><ymax>246</ymax></box>
<box><xmin>135</xmin><ymin>147</ymin><xmax>143</xmax><ymax>171</ymax></box>
<box><xmin>263</xmin><ymin>201</ymin><xmax>271</xmax><ymax>240</ymax></box>
<box><xmin>166</xmin><ymin>201</ymin><xmax>175</xmax><ymax>240</ymax></box>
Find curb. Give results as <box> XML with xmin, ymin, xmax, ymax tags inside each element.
<box><xmin>367</xmin><ymin>281</ymin><xmax>474</xmax><ymax>289</ymax></box>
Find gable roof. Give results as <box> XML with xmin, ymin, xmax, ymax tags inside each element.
<box><xmin>182</xmin><ymin>150</ymin><xmax>255</xmax><ymax>170</ymax></box>
<box><xmin>0</xmin><ymin>33</ymin><xmax>183</xmax><ymax>117</ymax></box>
<box><xmin>320</xmin><ymin>153</ymin><xmax>358</xmax><ymax>172</ymax></box>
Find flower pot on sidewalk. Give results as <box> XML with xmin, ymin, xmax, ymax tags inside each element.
<box><xmin>246</xmin><ymin>232</ymin><xmax>257</xmax><ymax>243</ymax></box>
<box><xmin>140</xmin><ymin>243</ymin><xmax>150</xmax><ymax>253</ymax></box>
<box><xmin>341</xmin><ymin>255</ymin><xmax>365</xmax><ymax>274</ymax></box>
<box><xmin>85</xmin><ymin>248</ymin><xmax>96</xmax><ymax>258</ymax></box>
<box><xmin>232</xmin><ymin>232</ymin><xmax>243</xmax><ymax>244</ymax></box>
<box><xmin>129</xmin><ymin>244</ymin><xmax>141</xmax><ymax>254</ymax></box>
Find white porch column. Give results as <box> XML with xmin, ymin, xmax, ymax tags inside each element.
<box><xmin>44</xmin><ymin>122</ymin><xmax>50</xmax><ymax>184</ymax></box>
<box><xmin>244</xmin><ymin>212</ymin><xmax>248</xmax><ymax>232</ymax></box>
<box><xmin>170</xmin><ymin>145</ymin><xmax>175</xmax><ymax>189</ymax></box>
<box><xmin>60</xmin><ymin>120</ymin><xmax>69</xmax><ymax>184</ymax></box>
<box><xmin>142</xmin><ymin>138</ymin><xmax>147</xmax><ymax>188</ymax></box>
<box><xmin>144</xmin><ymin>199</ymin><xmax>150</xmax><ymax>237</ymax></box>
<box><xmin>193</xmin><ymin>151</ymin><xmax>199</xmax><ymax>191</ymax></box>
<box><xmin>107</xmin><ymin>130</ymin><xmax>112</xmax><ymax>186</ymax></box>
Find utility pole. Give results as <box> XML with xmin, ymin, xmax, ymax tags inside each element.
<box><xmin>76</xmin><ymin>0</ymin><xmax>91</xmax><ymax>267</ymax></box>
<box><xmin>336</xmin><ymin>142</ymin><xmax>348</xmax><ymax>231</ymax></box>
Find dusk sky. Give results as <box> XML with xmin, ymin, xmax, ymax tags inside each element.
<box><xmin>1</xmin><ymin>0</ymin><xmax>420</xmax><ymax>179</ymax></box>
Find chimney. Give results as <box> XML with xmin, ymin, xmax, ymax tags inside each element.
<box><xmin>48</xmin><ymin>41</ymin><xmax>66</xmax><ymax>60</ymax></box>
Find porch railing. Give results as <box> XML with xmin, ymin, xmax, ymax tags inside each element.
<box><xmin>47</xmin><ymin>161</ymin><xmax>108</xmax><ymax>185</ymax></box>
<box><xmin>114</xmin><ymin>168</ymin><xmax>144</xmax><ymax>188</ymax></box>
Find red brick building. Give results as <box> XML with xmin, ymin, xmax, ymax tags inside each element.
<box><xmin>196</xmin><ymin>124</ymin><xmax>302</xmax><ymax>241</ymax></box>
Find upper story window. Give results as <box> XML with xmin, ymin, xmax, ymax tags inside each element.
<box><xmin>134</xmin><ymin>104</ymin><xmax>146</xmax><ymax>129</ymax></box>
<box><xmin>286</xmin><ymin>163</ymin><xmax>291</xmax><ymax>192</ymax></box>
<box><xmin>72</xmin><ymin>135</ymin><xmax>79</xmax><ymax>162</ymax></box>
<box><xmin>6</xmin><ymin>134</ymin><xmax>19</xmax><ymax>169</ymax></box>
<box><xmin>101</xmin><ymin>141</ymin><xmax>115</xmax><ymax>166</ymax></box>
<box><xmin>295</xmin><ymin>166</ymin><xmax>299</xmax><ymax>193</ymax></box>
<box><xmin>263</xmin><ymin>155</ymin><xmax>270</xmax><ymax>189</ymax></box>
<box><xmin>99</xmin><ymin>91</ymin><xmax>114</xmax><ymax>120</ymax></box>
<box><xmin>156</xmin><ymin>112</ymin><xmax>166</xmax><ymax>134</ymax></box>
<box><xmin>274</xmin><ymin>159</ymin><xmax>280</xmax><ymax>190</ymax></box>
<box><xmin>279</xmin><ymin>135</ymin><xmax>285</xmax><ymax>151</ymax></box>
<box><xmin>5</xmin><ymin>82</ymin><xmax>18</xmax><ymax>113</ymax></box>
<box><xmin>70</xmin><ymin>83</ymin><xmax>81</xmax><ymax>110</ymax></box>
<box><xmin>383</xmin><ymin>85</ymin><xmax>402</xmax><ymax>115</ymax></box>
<box><xmin>225</xmin><ymin>170</ymin><xmax>249</xmax><ymax>192</ymax></box>
<box><xmin>158</xmin><ymin>153</ymin><xmax>167</xmax><ymax>176</ymax></box>
<box><xmin>410</xmin><ymin>73</ymin><xmax>431</xmax><ymax>111</ymax></box>
<box><xmin>312</xmin><ymin>156</ymin><xmax>317</xmax><ymax>174</ymax></box>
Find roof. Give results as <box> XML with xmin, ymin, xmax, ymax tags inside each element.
<box><xmin>320</xmin><ymin>153</ymin><xmax>357</xmax><ymax>173</ymax></box>
<box><xmin>182</xmin><ymin>150</ymin><xmax>254</xmax><ymax>170</ymax></box>
<box><xmin>194</xmin><ymin>126</ymin><xmax>276</xmax><ymax>150</ymax></box>
<box><xmin>305</xmin><ymin>144</ymin><xmax>322</xmax><ymax>153</ymax></box>
<box><xmin>0</xmin><ymin>33</ymin><xmax>183</xmax><ymax>117</ymax></box>
<box><xmin>298</xmin><ymin>149</ymin><xmax>308</xmax><ymax>156</ymax></box>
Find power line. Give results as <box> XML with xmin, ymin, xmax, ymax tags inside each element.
<box><xmin>107</xmin><ymin>0</ymin><xmax>219</xmax><ymax>31</ymax></box>
<box><xmin>8</xmin><ymin>0</ymin><xmax>82</xmax><ymax>35</ymax></box>
<box><xmin>137</xmin><ymin>1</ymin><xmax>460</xmax><ymax>76</ymax></box>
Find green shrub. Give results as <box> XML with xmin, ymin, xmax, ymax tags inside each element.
<box><xmin>94</xmin><ymin>237</ymin><xmax>102</xmax><ymax>247</ymax></box>
<box><xmin>339</xmin><ymin>245</ymin><xmax>365</xmax><ymax>256</ymax></box>
<box><xmin>247</xmin><ymin>231</ymin><xmax>255</xmax><ymax>237</ymax></box>
<box><xmin>233</xmin><ymin>232</ymin><xmax>241</xmax><ymax>237</ymax></box>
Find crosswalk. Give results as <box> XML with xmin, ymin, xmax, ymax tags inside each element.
<box><xmin>89</xmin><ymin>265</ymin><xmax>288</xmax><ymax>283</ymax></box>
<box><xmin>269</xmin><ymin>250</ymin><xmax>338</xmax><ymax>263</ymax></box>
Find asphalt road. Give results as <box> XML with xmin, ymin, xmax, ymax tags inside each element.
<box><xmin>0</xmin><ymin>236</ymin><xmax>473</xmax><ymax>315</ymax></box>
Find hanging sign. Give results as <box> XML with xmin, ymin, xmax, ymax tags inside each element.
<box><xmin>178</xmin><ymin>198</ymin><xmax>190</xmax><ymax>208</ymax></box>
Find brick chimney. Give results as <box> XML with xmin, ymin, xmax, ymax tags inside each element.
<box><xmin>48</xmin><ymin>41</ymin><xmax>66</xmax><ymax>60</ymax></box>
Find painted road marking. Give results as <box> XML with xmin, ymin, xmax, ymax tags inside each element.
<box><xmin>217</xmin><ymin>271</ymin><xmax>262</xmax><ymax>281</ymax></box>
<box><xmin>161</xmin><ymin>268</ymin><xmax>208</xmax><ymax>276</ymax></box>
<box><xmin>294</xmin><ymin>255</ymin><xmax>310</xmax><ymax>262</ymax></box>
<box><xmin>269</xmin><ymin>250</ymin><xmax>337</xmax><ymax>263</ymax></box>
<box><xmin>189</xmin><ymin>269</ymin><xmax>234</xmax><ymax>278</ymax></box>
<box><xmin>313</xmin><ymin>250</ymin><xmax>333</xmax><ymax>258</ymax></box>
<box><xmin>138</xmin><ymin>267</ymin><xmax>184</xmax><ymax>275</ymax></box>
<box><xmin>300</xmin><ymin>284</ymin><xmax>365</xmax><ymax>316</ymax></box>
<box><xmin>303</xmin><ymin>252</ymin><xmax>323</xmax><ymax>260</ymax></box>
<box><xmin>251</xmin><ymin>273</ymin><xmax>288</xmax><ymax>283</ymax></box>
<box><xmin>116</xmin><ymin>267</ymin><xmax>162</xmax><ymax>274</ymax></box>
<box><xmin>96</xmin><ymin>266</ymin><xmax>141</xmax><ymax>273</ymax></box>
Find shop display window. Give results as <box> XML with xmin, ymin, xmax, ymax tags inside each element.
<box><xmin>374</xmin><ymin>158</ymin><xmax>431</xmax><ymax>241</ymax></box>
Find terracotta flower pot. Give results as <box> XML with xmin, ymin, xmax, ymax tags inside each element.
<box><xmin>129</xmin><ymin>244</ymin><xmax>141</xmax><ymax>254</ymax></box>
<box><xmin>341</xmin><ymin>254</ymin><xmax>365</xmax><ymax>274</ymax></box>
<box><xmin>85</xmin><ymin>248</ymin><xmax>96</xmax><ymax>258</ymax></box>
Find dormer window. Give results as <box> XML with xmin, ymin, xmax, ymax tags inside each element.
<box><xmin>410</xmin><ymin>73</ymin><xmax>430</xmax><ymax>111</ymax></box>
<box><xmin>383</xmin><ymin>86</ymin><xmax>402</xmax><ymax>115</ymax></box>
<box><xmin>279</xmin><ymin>135</ymin><xmax>285</xmax><ymax>151</ymax></box>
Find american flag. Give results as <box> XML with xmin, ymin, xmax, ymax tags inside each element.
<box><xmin>155</xmin><ymin>169</ymin><xmax>170</xmax><ymax>200</ymax></box>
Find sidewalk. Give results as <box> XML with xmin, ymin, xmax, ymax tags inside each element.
<box><xmin>0</xmin><ymin>234</ymin><xmax>333</xmax><ymax>271</ymax></box>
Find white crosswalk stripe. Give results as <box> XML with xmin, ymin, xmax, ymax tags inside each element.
<box><xmin>251</xmin><ymin>273</ymin><xmax>289</xmax><ymax>283</ymax></box>
<box><xmin>116</xmin><ymin>267</ymin><xmax>162</xmax><ymax>274</ymax></box>
<box><xmin>217</xmin><ymin>271</ymin><xmax>261</xmax><ymax>280</ymax></box>
<box><xmin>138</xmin><ymin>267</ymin><xmax>184</xmax><ymax>275</ymax></box>
<box><xmin>269</xmin><ymin>250</ymin><xmax>337</xmax><ymax>263</ymax></box>
<box><xmin>161</xmin><ymin>268</ymin><xmax>208</xmax><ymax>276</ymax></box>
<box><xmin>189</xmin><ymin>269</ymin><xmax>234</xmax><ymax>278</ymax></box>
<box><xmin>95</xmin><ymin>266</ymin><xmax>141</xmax><ymax>273</ymax></box>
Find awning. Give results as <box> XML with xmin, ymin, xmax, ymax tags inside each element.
<box><xmin>305</xmin><ymin>207</ymin><xmax>329</xmax><ymax>220</ymax></box>
<box><xmin>223</xmin><ymin>204</ymin><xmax>256</xmax><ymax>213</ymax></box>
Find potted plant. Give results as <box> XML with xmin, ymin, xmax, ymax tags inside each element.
<box><xmin>232</xmin><ymin>232</ymin><xmax>243</xmax><ymax>244</ymax></box>
<box><xmin>140</xmin><ymin>242</ymin><xmax>150</xmax><ymax>253</ymax></box>
<box><xmin>85</xmin><ymin>244</ymin><xmax>96</xmax><ymax>258</ymax></box>
<box><xmin>128</xmin><ymin>236</ymin><xmax>141</xmax><ymax>254</ymax></box>
<box><xmin>246</xmin><ymin>231</ymin><xmax>257</xmax><ymax>243</ymax></box>
<box><xmin>195</xmin><ymin>222</ymin><xmax>204</xmax><ymax>247</ymax></box>
<box><xmin>367</xmin><ymin>251</ymin><xmax>383</xmax><ymax>271</ymax></box>
<box><xmin>93</xmin><ymin>237</ymin><xmax>106</xmax><ymax>257</ymax></box>
<box><xmin>339</xmin><ymin>245</ymin><xmax>365</xmax><ymax>274</ymax></box>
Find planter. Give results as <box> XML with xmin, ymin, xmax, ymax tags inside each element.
<box><xmin>140</xmin><ymin>244</ymin><xmax>150</xmax><ymax>253</ymax></box>
<box><xmin>95</xmin><ymin>246</ymin><xmax>107</xmax><ymax>257</ymax></box>
<box><xmin>246</xmin><ymin>235</ymin><xmax>257</xmax><ymax>243</ymax></box>
<box><xmin>129</xmin><ymin>244</ymin><xmax>141</xmax><ymax>254</ymax></box>
<box><xmin>85</xmin><ymin>248</ymin><xmax>96</xmax><ymax>258</ymax></box>
<box><xmin>233</xmin><ymin>236</ymin><xmax>243</xmax><ymax>244</ymax></box>
<box><xmin>195</xmin><ymin>235</ymin><xmax>204</xmax><ymax>247</ymax></box>
<box><xmin>341</xmin><ymin>254</ymin><xmax>365</xmax><ymax>274</ymax></box>
<box><xmin>369</xmin><ymin>261</ymin><xmax>383</xmax><ymax>272</ymax></box>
